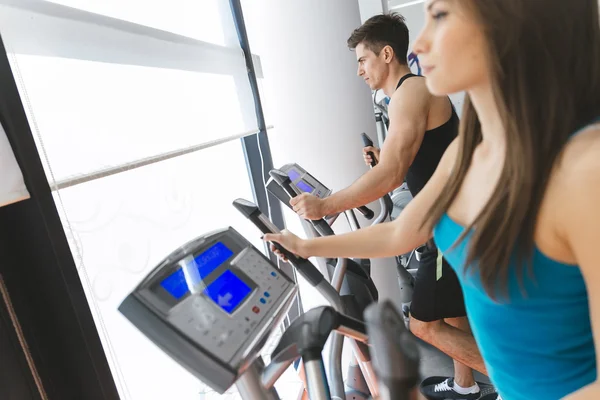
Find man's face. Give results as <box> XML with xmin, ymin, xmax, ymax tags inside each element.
<box><xmin>355</xmin><ymin>42</ymin><xmax>388</xmax><ymax>90</ymax></box>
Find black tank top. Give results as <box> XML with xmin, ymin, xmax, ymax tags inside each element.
<box><xmin>396</xmin><ymin>73</ymin><xmax>459</xmax><ymax>196</ymax></box>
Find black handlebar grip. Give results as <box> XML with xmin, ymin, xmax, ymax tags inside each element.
<box><xmin>268</xmin><ymin>243</ymin><xmax>324</xmax><ymax>287</ymax></box>
<box><xmin>361</xmin><ymin>132</ymin><xmax>377</xmax><ymax>167</ymax></box>
<box><xmin>357</xmin><ymin>205</ymin><xmax>375</xmax><ymax>220</ymax></box>
<box><xmin>361</xmin><ymin>132</ymin><xmax>374</xmax><ymax>147</ymax></box>
<box><xmin>232</xmin><ymin>198</ymin><xmax>325</xmax><ymax>287</ymax></box>
<box><xmin>269</xmin><ymin>170</ymin><xmax>298</xmax><ymax>199</ymax></box>
<box><xmin>313</xmin><ymin>218</ymin><xmax>336</xmax><ymax>237</ymax></box>
<box><xmin>270</xmin><ymin>170</ymin><xmax>337</xmax><ymax>232</ymax></box>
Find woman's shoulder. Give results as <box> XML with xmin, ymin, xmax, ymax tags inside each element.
<box><xmin>537</xmin><ymin>122</ymin><xmax>600</xmax><ymax>263</ymax></box>
<box><xmin>548</xmin><ymin>121</ymin><xmax>600</xmax><ymax>223</ymax></box>
<box><xmin>558</xmin><ymin>122</ymin><xmax>600</xmax><ymax>180</ymax></box>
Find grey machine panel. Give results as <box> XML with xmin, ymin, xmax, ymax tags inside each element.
<box><xmin>266</xmin><ymin>163</ymin><xmax>331</xmax><ymax>199</ymax></box>
<box><xmin>266</xmin><ymin>163</ymin><xmax>337</xmax><ymax>222</ymax></box>
<box><xmin>118</xmin><ymin>227</ymin><xmax>297</xmax><ymax>394</ymax></box>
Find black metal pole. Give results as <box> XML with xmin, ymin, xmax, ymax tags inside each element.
<box><xmin>0</xmin><ymin>34</ymin><xmax>119</xmax><ymax>400</ymax></box>
<box><xmin>228</xmin><ymin>0</ymin><xmax>303</xmax><ymax>323</ymax></box>
<box><xmin>228</xmin><ymin>0</ymin><xmax>285</xmax><ymax>230</ymax></box>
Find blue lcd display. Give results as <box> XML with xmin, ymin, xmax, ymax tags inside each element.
<box><xmin>287</xmin><ymin>169</ymin><xmax>301</xmax><ymax>182</ymax></box>
<box><xmin>160</xmin><ymin>270</ymin><xmax>189</xmax><ymax>299</ymax></box>
<box><xmin>160</xmin><ymin>242</ymin><xmax>234</xmax><ymax>300</ymax></box>
<box><xmin>296</xmin><ymin>180</ymin><xmax>313</xmax><ymax>193</ymax></box>
<box><xmin>194</xmin><ymin>242</ymin><xmax>234</xmax><ymax>278</ymax></box>
<box><xmin>203</xmin><ymin>270</ymin><xmax>252</xmax><ymax>314</ymax></box>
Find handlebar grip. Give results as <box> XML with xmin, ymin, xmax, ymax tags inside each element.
<box><xmin>357</xmin><ymin>205</ymin><xmax>374</xmax><ymax>220</ymax></box>
<box><xmin>232</xmin><ymin>198</ymin><xmax>325</xmax><ymax>287</ymax></box>
<box><xmin>270</xmin><ymin>170</ymin><xmax>336</xmax><ymax>233</ymax></box>
<box><xmin>269</xmin><ymin>243</ymin><xmax>324</xmax><ymax>287</ymax></box>
<box><xmin>361</xmin><ymin>132</ymin><xmax>374</xmax><ymax>147</ymax></box>
<box><xmin>361</xmin><ymin>132</ymin><xmax>377</xmax><ymax>167</ymax></box>
<box><xmin>313</xmin><ymin>219</ymin><xmax>335</xmax><ymax>237</ymax></box>
<box><xmin>269</xmin><ymin>170</ymin><xmax>298</xmax><ymax>198</ymax></box>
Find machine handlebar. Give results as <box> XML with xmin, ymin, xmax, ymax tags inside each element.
<box><xmin>232</xmin><ymin>199</ymin><xmax>325</xmax><ymax>287</ymax></box>
<box><xmin>361</xmin><ymin>132</ymin><xmax>378</xmax><ymax>168</ymax></box>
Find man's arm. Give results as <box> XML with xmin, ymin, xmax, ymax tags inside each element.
<box><xmin>321</xmin><ymin>78</ymin><xmax>430</xmax><ymax>216</ymax></box>
<box><xmin>265</xmin><ymin>139</ymin><xmax>459</xmax><ymax>260</ymax></box>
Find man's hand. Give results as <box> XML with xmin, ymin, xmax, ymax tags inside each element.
<box><xmin>363</xmin><ymin>146</ymin><xmax>381</xmax><ymax>166</ymax></box>
<box><xmin>263</xmin><ymin>230</ymin><xmax>308</xmax><ymax>260</ymax></box>
<box><xmin>290</xmin><ymin>193</ymin><xmax>327</xmax><ymax>220</ymax></box>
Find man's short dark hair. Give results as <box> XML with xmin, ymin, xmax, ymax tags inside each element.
<box><xmin>347</xmin><ymin>13</ymin><xmax>409</xmax><ymax>65</ymax></box>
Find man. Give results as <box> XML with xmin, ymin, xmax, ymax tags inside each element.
<box><xmin>291</xmin><ymin>13</ymin><xmax>492</xmax><ymax>400</ymax></box>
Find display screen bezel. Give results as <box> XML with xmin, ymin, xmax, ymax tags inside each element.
<box><xmin>159</xmin><ymin>241</ymin><xmax>235</xmax><ymax>300</ymax></box>
<box><xmin>148</xmin><ymin>236</ymin><xmax>256</xmax><ymax>309</ymax></box>
<box><xmin>202</xmin><ymin>269</ymin><xmax>253</xmax><ymax>314</ymax></box>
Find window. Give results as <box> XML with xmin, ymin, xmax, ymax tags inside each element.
<box><xmin>2</xmin><ymin>0</ymin><xmax>299</xmax><ymax>398</ymax></box>
<box><xmin>13</xmin><ymin>55</ymin><xmax>251</xmax><ymax>182</ymax></box>
<box><xmin>46</xmin><ymin>0</ymin><xmax>229</xmax><ymax>45</ymax></box>
<box><xmin>55</xmin><ymin>140</ymin><xmax>266</xmax><ymax>400</ymax></box>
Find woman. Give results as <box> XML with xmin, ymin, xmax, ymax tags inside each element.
<box><xmin>264</xmin><ymin>1</ymin><xmax>600</xmax><ymax>399</ymax></box>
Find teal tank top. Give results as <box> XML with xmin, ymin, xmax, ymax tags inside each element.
<box><xmin>432</xmin><ymin>120</ymin><xmax>599</xmax><ymax>399</ymax></box>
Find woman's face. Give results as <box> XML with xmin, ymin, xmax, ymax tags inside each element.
<box><xmin>413</xmin><ymin>0</ymin><xmax>490</xmax><ymax>96</ymax></box>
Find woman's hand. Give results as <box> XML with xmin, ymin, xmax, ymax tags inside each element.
<box><xmin>263</xmin><ymin>230</ymin><xmax>308</xmax><ymax>261</ymax></box>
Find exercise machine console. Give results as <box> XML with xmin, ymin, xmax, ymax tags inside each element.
<box><xmin>118</xmin><ymin>199</ymin><xmax>420</xmax><ymax>399</ymax></box>
<box><xmin>118</xmin><ymin>227</ymin><xmax>297</xmax><ymax>396</ymax></box>
<box><xmin>266</xmin><ymin>163</ymin><xmax>375</xmax><ymax>222</ymax></box>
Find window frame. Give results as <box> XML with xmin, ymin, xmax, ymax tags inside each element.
<box><xmin>0</xmin><ymin>33</ymin><xmax>120</xmax><ymax>398</ymax></box>
<box><xmin>229</xmin><ymin>0</ymin><xmax>303</xmax><ymax>324</ymax></box>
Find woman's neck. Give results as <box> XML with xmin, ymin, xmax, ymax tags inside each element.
<box><xmin>468</xmin><ymin>83</ymin><xmax>506</xmax><ymax>153</ymax></box>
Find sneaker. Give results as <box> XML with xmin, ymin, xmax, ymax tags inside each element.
<box><xmin>479</xmin><ymin>394</ymin><xmax>501</xmax><ymax>400</ymax></box>
<box><xmin>420</xmin><ymin>376</ymin><xmax>481</xmax><ymax>400</ymax></box>
<box><xmin>477</xmin><ymin>384</ymin><xmax>500</xmax><ymax>399</ymax></box>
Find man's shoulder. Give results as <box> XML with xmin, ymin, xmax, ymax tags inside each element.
<box><xmin>388</xmin><ymin>76</ymin><xmax>431</xmax><ymax>118</ymax></box>
<box><xmin>390</xmin><ymin>76</ymin><xmax>430</xmax><ymax>104</ymax></box>
<box><xmin>394</xmin><ymin>75</ymin><xmax>428</xmax><ymax>92</ymax></box>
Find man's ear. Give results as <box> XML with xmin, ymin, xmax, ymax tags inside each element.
<box><xmin>382</xmin><ymin>45</ymin><xmax>395</xmax><ymax>64</ymax></box>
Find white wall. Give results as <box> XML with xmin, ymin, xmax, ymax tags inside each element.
<box><xmin>358</xmin><ymin>0</ymin><xmax>388</xmax><ymax>23</ymax></box>
<box><xmin>387</xmin><ymin>1</ymin><xmax>466</xmax><ymax>115</ymax></box>
<box><xmin>243</xmin><ymin>0</ymin><xmax>402</xmax><ymax>308</ymax></box>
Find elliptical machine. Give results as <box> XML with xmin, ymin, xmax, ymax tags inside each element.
<box><xmin>117</xmin><ymin>198</ymin><xmax>420</xmax><ymax>400</ymax></box>
<box><xmin>267</xmin><ymin>170</ymin><xmax>379</xmax><ymax>399</ymax></box>
<box><xmin>360</xmin><ymin>132</ymin><xmax>418</xmax><ymax>320</ymax></box>
<box><xmin>266</xmin><ymin>162</ymin><xmax>418</xmax><ymax>398</ymax></box>
<box><xmin>266</xmin><ymin>161</ymin><xmax>416</xmax><ymax>319</ymax></box>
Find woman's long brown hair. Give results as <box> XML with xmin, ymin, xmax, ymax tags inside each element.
<box><xmin>424</xmin><ymin>0</ymin><xmax>600</xmax><ymax>299</ymax></box>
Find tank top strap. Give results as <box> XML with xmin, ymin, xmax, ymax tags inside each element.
<box><xmin>396</xmin><ymin>73</ymin><xmax>420</xmax><ymax>90</ymax></box>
